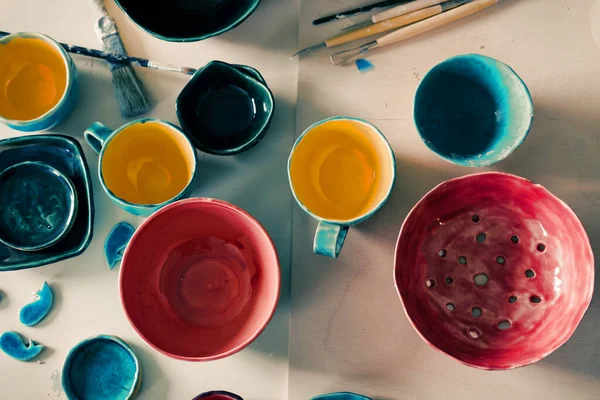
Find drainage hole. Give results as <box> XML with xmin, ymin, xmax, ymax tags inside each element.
<box><xmin>468</xmin><ymin>327</ymin><xmax>481</xmax><ymax>339</ymax></box>
<box><xmin>446</xmin><ymin>303</ymin><xmax>455</xmax><ymax>311</ymax></box>
<box><xmin>458</xmin><ymin>256</ymin><xmax>468</xmax><ymax>265</ymax></box>
<box><xmin>438</xmin><ymin>249</ymin><xmax>447</xmax><ymax>257</ymax></box>
<box><xmin>476</xmin><ymin>233</ymin><xmax>487</xmax><ymax>243</ymax></box>
<box><xmin>530</xmin><ymin>295</ymin><xmax>542</xmax><ymax>303</ymax></box>
<box><xmin>471</xmin><ymin>307</ymin><xmax>482</xmax><ymax>318</ymax></box>
<box><xmin>471</xmin><ymin>215</ymin><xmax>480</xmax><ymax>223</ymax></box>
<box><xmin>496</xmin><ymin>256</ymin><xmax>505</xmax><ymax>265</ymax></box>
<box><xmin>473</xmin><ymin>273</ymin><xmax>489</xmax><ymax>286</ymax></box>
<box><xmin>508</xmin><ymin>296</ymin><xmax>518</xmax><ymax>303</ymax></box>
<box><xmin>445</xmin><ymin>277</ymin><xmax>454</xmax><ymax>285</ymax></box>
<box><xmin>497</xmin><ymin>320</ymin><xmax>512</xmax><ymax>330</ymax></box>
<box><xmin>525</xmin><ymin>269</ymin><xmax>535</xmax><ymax>278</ymax></box>
<box><xmin>537</xmin><ymin>243</ymin><xmax>546</xmax><ymax>253</ymax></box>
<box><xmin>511</xmin><ymin>235</ymin><xmax>519</xmax><ymax>244</ymax></box>
<box><xmin>425</xmin><ymin>279</ymin><xmax>436</xmax><ymax>288</ymax></box>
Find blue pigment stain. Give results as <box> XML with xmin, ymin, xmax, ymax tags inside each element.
<box><xmin>104</xmin><ymin>222</ymin><xmax>135</xmax><ymax>270</ymax></box>
<box><xmin>65</xmin><ymin>337</ymin><xmax>138</xmax><ymax>400</ymax></box>
<box><xmin>355</xmin><ymin>59</ymin><xmax>374</xmax><ymax>73</ymax></box>
<box><xmin>19</xmin><ymin>281</ymin><xmax>54</xmax><ymax>326</ymax></box>
<box><xmin>0</xmin><ymin>331</ymin><xmax>44</xmax><ymax>361</ymax></box>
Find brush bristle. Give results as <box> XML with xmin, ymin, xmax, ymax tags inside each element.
<box><xmin>111</xmin><ymin>65</ymin><xmax>151</xmax><ymax>118</ymax></box>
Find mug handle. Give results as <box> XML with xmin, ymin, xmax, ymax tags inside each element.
<box><xmin>313</xmin><ymin>221</ymin><xmax>349</xmax><ymax>259</ymax></box>
<box><xmin>104</xmin><ymin>222</ymin><xmax>135</xmax><ymax>270</ymax></box>
<box><xmin>84</xmin><ymin>122</ymin><xmax>113</xmax><ymax>154</ymax></box>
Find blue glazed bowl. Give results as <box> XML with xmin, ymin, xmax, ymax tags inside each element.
<box><xmin>0</xmin><ymin>32</ymin><xmax>78</xmax><ymax>132</ymax></box>
<box><xmin>62</xmin><ymin>335</ymin><xmax>141</xmax><ymax>400</ymax></box>
<box><xmin>414</xmin><ymin>54</ymin><xmax>533</xmax><ymax>167</ymax></box>
<box><xmin>114</xmin><ymin>0</ymin><xmax>261</xmax><ymax>42</ymax></box>
<box><xmin>312</xmin><ymin>393</ymin><xmax>371</xmax><ymax>400</ymax></box>
<box><xmin>0</xmin><ymin>161</ymin><xmax>77</xmax><ymax>251</ymax></box>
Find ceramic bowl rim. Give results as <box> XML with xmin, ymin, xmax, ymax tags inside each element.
<box><xmin>113</xmin><ymin>0</ymin><xmax>261</xmax><ymax>42</ymax></box>
<box><xmin>413</xmin><ymin>53</ymin><xmax>534</xmax><ymax>167</ymax></box>
<box><xmin>0</xmin><ymin>32</ymin><xmax>74</xmax><ymax>127</ymax></box>
<box><xmin>393</xmin><ymin>171</ymin><xmax>595</xmax><ymax>370</ymax></box>
<box><xmin>0</xmin><ymin>160</ymin><xmax>78</xmax><ymax>251</ymax></box>
<box><xmin>61</xmin><ymin>334</ymin><xmax>141</xmax><ymax>400</ymax></box>
<box><xmin>96</xmin><ymin>118</ymin><xmax>199</xmax><ymax>212</ymax></box>
<box><xmin>312</xmin><ymin>392</ymin><xmax>372</xmax><ymax>400</ymax></box>
<box><xmin>287</xmin><ymin>116</ymin><xmax>396</xmax><ymax>226</ymax></box>
<box><xmin>193</xmin><ymin>390</ymin><xmax>244</xmax><ymax>400</ymax></box>
<box><xmin>119</xmin><ymin>197</ymin><xmax>281</xmax><ymax>361</ymax></box>
<box><xmin>175</xmin><ymin>60</ymin><xmax>275</xmax><ymax>156</ymax></box>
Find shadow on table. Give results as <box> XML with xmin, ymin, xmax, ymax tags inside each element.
<box><xmin>129</xmin><ymin>342</ymin><xmax>170</xmax><ymax>399</ymax></box>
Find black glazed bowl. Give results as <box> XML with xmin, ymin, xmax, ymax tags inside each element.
<box><xmin>114</xmin><ymin>0</ymin><xmax>261</xmax><ymax>42</ymax></box>
<box><xmin>176</xmin><ymin>61</ymin><xmax>275</xmax><ymax>156</ymax></box>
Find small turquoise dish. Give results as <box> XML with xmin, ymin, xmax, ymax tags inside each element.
<box><xmin>19</xmin><ymin>281</ymin><xmax>54</xmax><ymax>326</ymax></box>
<box><xmin>312</xmin><ymin>393</ymin><xmax>371</xmax><ymax>400</ymax></box>
<box><xmin>62</xmin><ymin>335</ymin><xmax>141</xmax><ymax>400</ymax></box>
<box><xmin>0</xmin><ymin>161</ymin><xmax>77</xmax><ymax>251</ymax></box>
<box><xmin>0</xmin><ymin>331</ymin><xmax>44</xmax><ymax>361</ymax></box>
<box><xmin>84</xmin><ymin>118</ymin><xmax>198</xmax><ymax>217</ymax></box>
<box><xmin>414</xmin><ymin>54</ymin><xmax>534</xmax><ymax>167</ymax></box>
<box><xmin>0</xmin><ymin>32</ymin><xmax>78</xmax><ymax>132</ymax></box>
<box><xmin>104</xmin><ymin>222</ymin><xmax>135</xmax><ymax>270</ymax></box>
<box><xmin>176</xmin><ymin>61</ymin><xmax>275</xmax><ymax>156</ymax></box>
<box><xmin>113</xmin><ymin>0</ymin><xmax>261</xmax><ymax>42</ymax></box>
<box><xmin>0</xmin><ymin>135</ymin><xmax>94</xmax><ymax>271</ymax></box>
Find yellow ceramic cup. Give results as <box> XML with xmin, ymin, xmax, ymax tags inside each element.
<box><xmin>288</xmin><ymin>117</ymin><xmax>396</xmax><ymax>258</ymax></box>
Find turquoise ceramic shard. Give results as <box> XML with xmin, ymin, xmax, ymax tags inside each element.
<box><xmin>105</xmin><ymin>222</ymin><xmax>135</xmax><ymax>270</ymax></box>
<box><xmin>0</xmin><ymin>331</ymin><xmax>44</xmax><ymax>361</ymax></box>
<box><xmin>19</xmin><ymin>281</ymin><xmax>54</xmax><ymax>326</ymax></box>
<box><xmin>312</xmin><ymin>393</ymin><xmax>372</xmax><ymax>400</ymax></box>
<box><xmin>62</xmin><ymin>335</ymin><xmax>141</xmax><ymax>400</ymax></box>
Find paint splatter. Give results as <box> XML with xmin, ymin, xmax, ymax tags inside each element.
<box><xmin>50</xmin><ymin>370</ymin><xmax>62</xmax><ymax>397</ymax></box>
<box><xmin>355</xmin><ymin>59</ymin><xmax>374</xmax><ymax>73</ymax></box>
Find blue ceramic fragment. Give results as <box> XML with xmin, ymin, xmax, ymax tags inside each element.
<box><xmin>414</xmin><ymin>54</ymin><xmax>533</xmax><ymax>167</ymax></box>
<box><xmin>0</xmin><ymin>331</ymin><xmax>44</xmax><ymax>361</ymax></box>
<box><xmin>312</xmin><ymin>393</ymin><xmax>371</xmax><ymax>400</ymax></box>
<box><xmin>105</xmin><ymin>222</ymin><xmax>135</xmax><ymax>270</ymax></box>
<box><xmin>355</xmin><ymin>59</ymin><xmax>374</xmax><ymax>73</ymax></box>
<box><xmin>63</xmin><ymin>335</ymin><xmax>141</xmax><ymax>400</ymax></box>
<box><xmin>0</xmin><ymin>161</ymin><xmax>78</xmax><ymax>251</ymax></box>
<box><xmin>19</xmin><ymin>281</ymin><xmax>54</xmax><ymax>326</ymax></box>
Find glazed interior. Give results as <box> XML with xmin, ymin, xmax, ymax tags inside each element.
<box><xmin>0</xmin><ymin>35</ymin><xmax>67</xmax><ymax>121</ymax></box>
<box><xmin>414</xmin><ymin>55</ymin><xmax>532</xmax><ymax>165</ymax></box>
<box><xmin>102</xmin><ymin>121</ymin><xmax>195</xmax><ymax>205</ymax></box>
<box><xmin>289</xmin><ymin>119</ymin><xmax>394</xmax><ymax>222</ymax></box>
<box><xmin>394</xmin><ymin>173</ymin><xmax>594</xmax><ymax>369</ymax></box>
<box><xmin>120</xmin><ymin>199</ymin><xmax>280</xmax><ymax>359</ymax></box>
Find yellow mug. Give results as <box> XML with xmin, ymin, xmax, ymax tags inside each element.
<box><xmin>288</xmin><ymin>117</ymin><xmax>396</xmax><ymax>258</ymax></box>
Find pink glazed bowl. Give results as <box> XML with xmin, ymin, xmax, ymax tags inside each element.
<box><xmin>394</xmin><ymin>172</ymin><xmax>594</xmax><ymax>370</ymax></box>
<box><xmin>120</xmin><ymin>198</ymin><xmax>280</xmax><ymax>361</ymax></box>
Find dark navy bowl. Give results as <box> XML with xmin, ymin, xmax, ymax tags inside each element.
<box><xmin>114</xmin><ymin>0</ymin><xmax>260</xmax><ymax>42</ymax></box>
<box><xmin>0</xmin><ymin>161</ymin><xmax>77</xmax><ymax>251</ymax></box>
<box><xmin>414</xmin><ymin>54</ymin><xmax>533</xmax><ymax>167</ymax></box>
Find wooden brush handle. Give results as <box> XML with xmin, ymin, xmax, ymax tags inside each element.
<box><xmin>326</xmin><ymin>5</ymin><xmax>441</xmax><ymax>48</ymax></box>
<box><xmin>377</xmin><ymin>0</ymin><xmax>499</xmax><ymax>47</ymax></box>
<box><xmin>372</xmin><ymin>0</ymin><xmax>446</xmax><ymax>23</ymax></box>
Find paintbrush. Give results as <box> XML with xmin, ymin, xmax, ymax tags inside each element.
<box><xmin>312</xmin><ymin>0</ymin><xmax>412</xmax><ymax>25</ymax></box>
<box><xmin>89</xmin><ymin>0</ymin><xmax>150</xmax><ymax>118</ymax></box>
<box><xmin>0</xmin><ymin>31</ymin><xmax>198</xmax><ymax>75</ymax></box>
<box><xmin>292</xmin><ymin>0</ymin><xmax>469</xmax><ymax>58</ymax></box>
<box><xmin>342</xmin><ymin>0</ymin><xmax>451</xmax><ymax>31</ymax></box>
<box><xmin>331</xmin><ymin>0</ymin><xmax>498</xmax><ymax>65</ymax></box>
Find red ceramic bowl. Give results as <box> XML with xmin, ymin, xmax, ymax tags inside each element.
<box><xmin>394</xmin><ymin>172</ymin><xmax>594</xmax><ymax>370</ymax></box>
<box><xmin>120</xmin><ymin>198</ymin><xmax>280</xmax><ymax>361</ymax></box>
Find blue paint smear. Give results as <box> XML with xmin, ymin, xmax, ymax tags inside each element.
<box><xmin>65</xmin><ymin>338</ymin><xmax>138</xmax><ymax>400</ymax></box>
<box><xmin>355</xmin><ymin>59</ymin><xmax>374</xmax><ymax>73</ymax></box>
<box><xmin>19</xmin><ymin>281</ymin><xmax>54</xmax><ymax>326</ymax></box>
<box><xmin>104</xmin><ymin>222</ymin><xmax>135</xmax><ymax>270</ymax></box>
<box><xmin>0</xmin><ymin>331</ymin><xmax>44</xmax><ymax>361</ymax></box>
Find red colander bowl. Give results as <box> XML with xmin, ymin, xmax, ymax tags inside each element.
<box><xmin>394</xmin><ymin>172</ymin><xmax>594</xmax><ymax>370</ymax></box>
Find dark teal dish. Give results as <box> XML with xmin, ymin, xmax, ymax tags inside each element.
<box><xmin>62</xmin><ymin>335</ymin><xmax>141</xmax><ymax>400</ymax></box>
<box><xmin>176</xmin><ymin>61</ymin><xmax>275</xmax><ymax>156</ymax></box>
<box><xmin>0</xmin><ymin>161</ymin><xmax>77</xmax><ymax>251</ymax></box>
<box><xmin>0</xmin><ymin>135</ymin><xmax>94</xmax><ymax>271</ymax></box>
<box><xmin>114</xmin><ymin>0</ymin><xmax>261</xmax><ymax>42</ymax></box>
<box><xmin>312</xmin><ymin>393</ymin><xmax>372</xmax><ymax>400</ymax></box>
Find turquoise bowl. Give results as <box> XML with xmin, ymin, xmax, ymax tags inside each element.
<box><xmin>114</xmin><ymin>0</ymin><xmax>261</xmax><ymax>42</ymax></box>
<box><xmin>0</xmin><ymin>32</ymin><xmax>78</xmax><ymax>132</ymax></box>
<box><xmin>62</xmin><ymin>335</ymin><xmax>141</xmax><ymax>400</ymax></box>
<box><xmin>414</xmin><ymin>54</ymin><xmax>533</xmax><ymax>167</ymax></box>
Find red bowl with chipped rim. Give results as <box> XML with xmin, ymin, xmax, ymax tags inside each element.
<box><xmin>119</xmin><ymin>198</ymin><xmax>280</xmax><ymax>361</ymax></box>
<box><xmin>394</xmin><ymin>172</ymin><xmax>594</xmax><ymax>370</ymax></box>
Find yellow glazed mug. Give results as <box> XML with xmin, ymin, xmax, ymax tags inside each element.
<box><xmin>288</xmin><ymin>117</ymin><xmax>396</xmax><ymax>259</ymax></box>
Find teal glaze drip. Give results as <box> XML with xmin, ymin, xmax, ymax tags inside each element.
<box><xmin>355</xmin><ymin>59</ymin><xmax>374</xmax><ymax>73</ymax></box>
<box><xmin>19</xmin><ymin>281</ymin><xmax>54</xmax><ymax>326</ymax></box>
<box><xmin>0</xmin><ymin>331</ymin><xmax>44</xmax><ymax>361</ymax></box>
